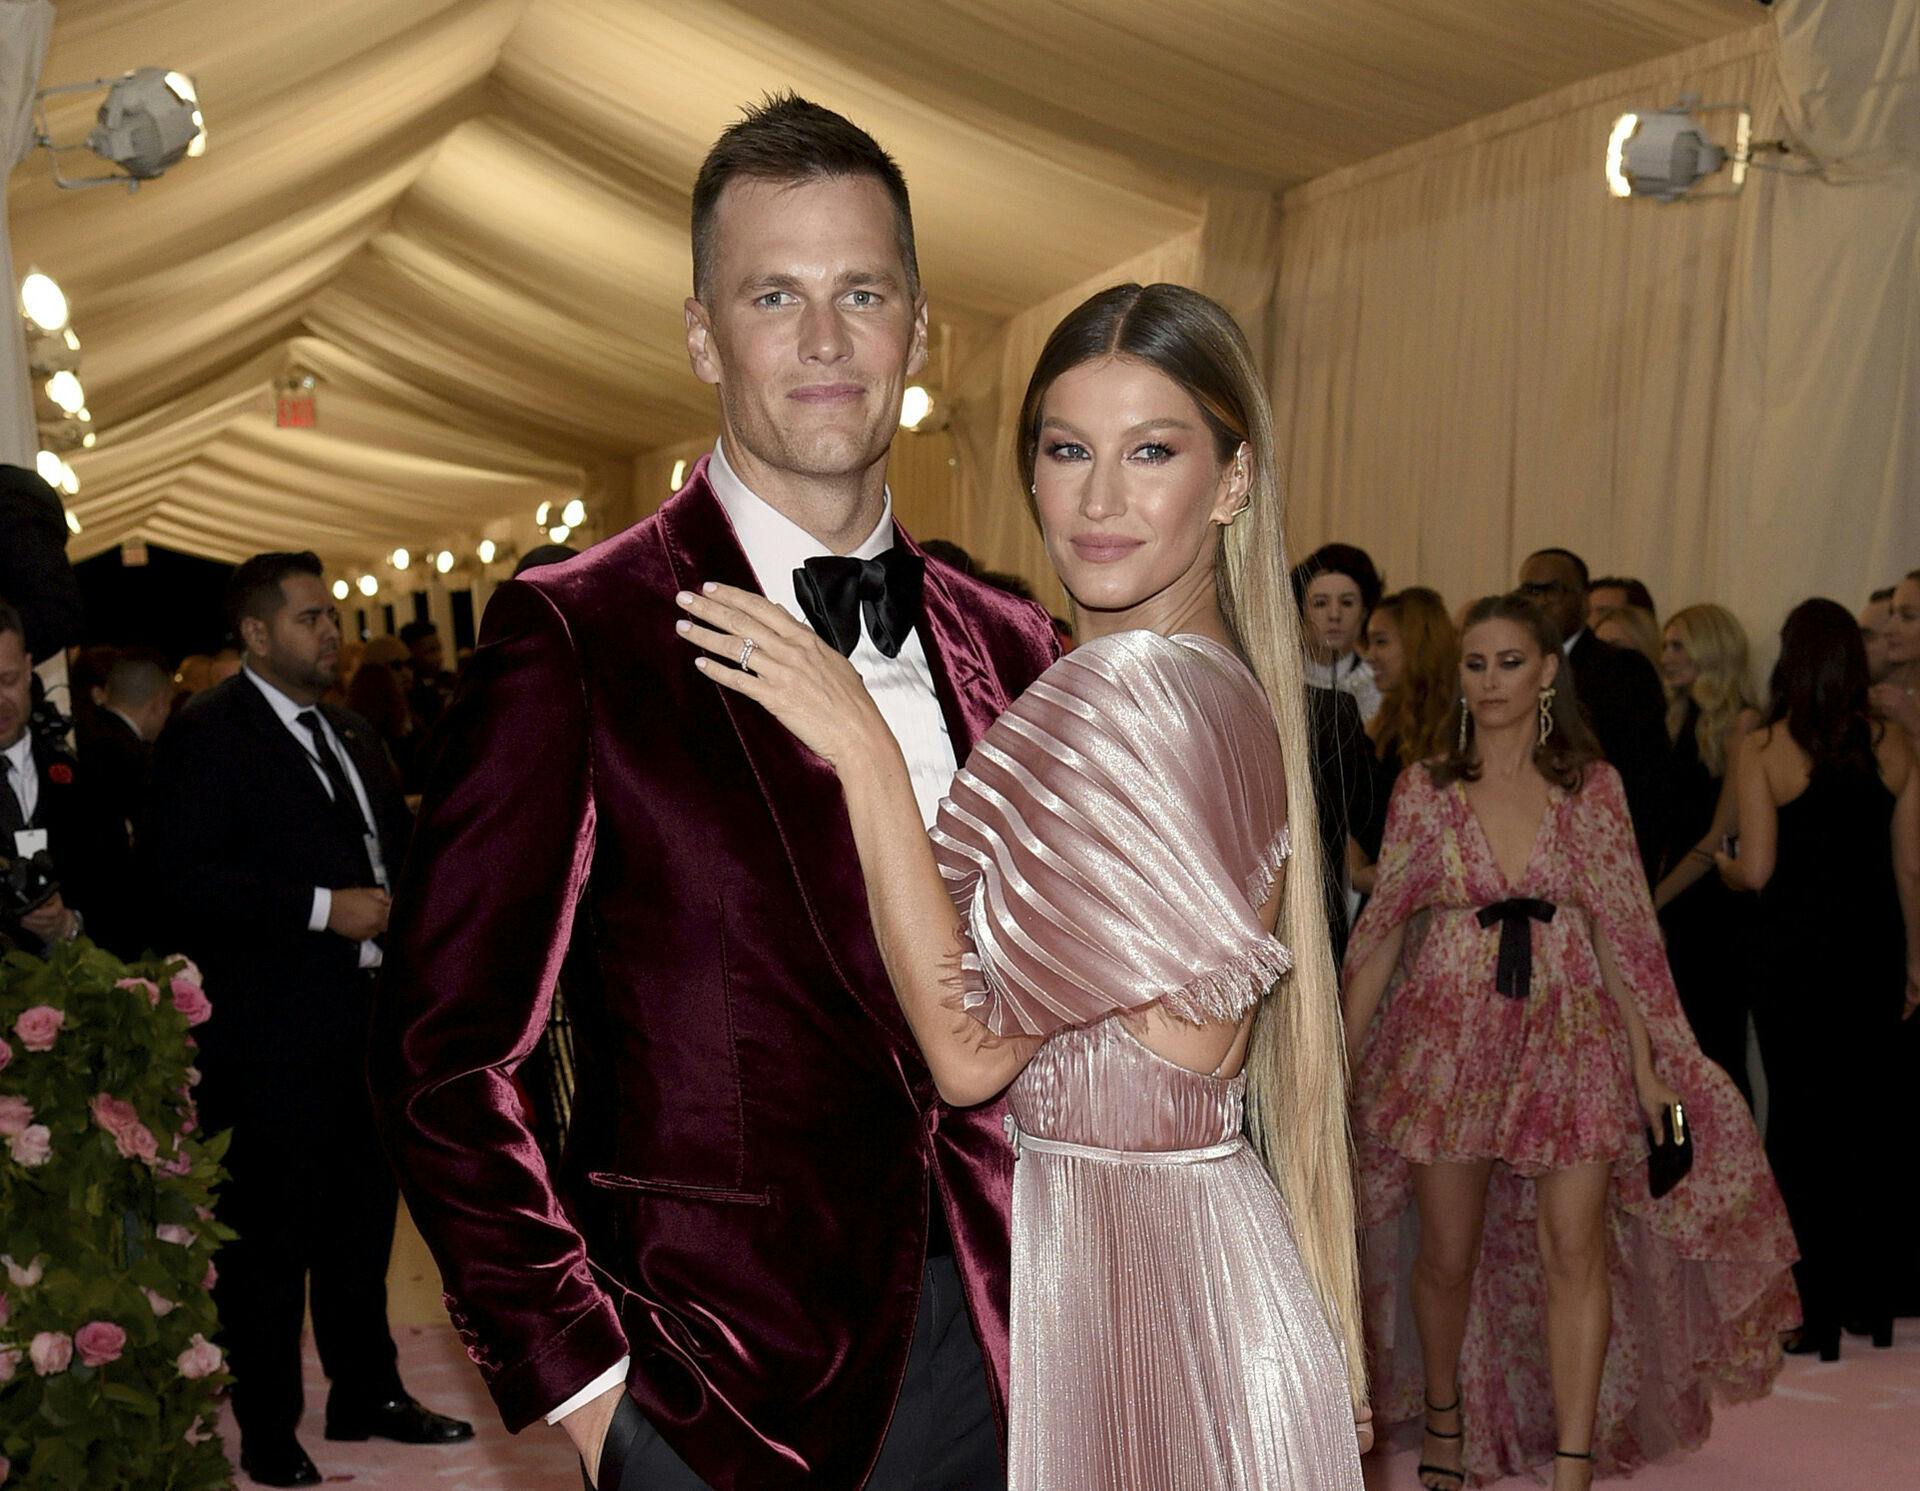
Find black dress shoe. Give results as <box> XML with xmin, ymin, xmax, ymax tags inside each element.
<box><xmin>239</xmin><ymin>1438</ymin><xmax>321</xmax><ymax>1487</ymax></box>
<box><xmin>325</xmin><ymin>1393</ymin><xmax>475</xmax><ymax>1444</ymax></box>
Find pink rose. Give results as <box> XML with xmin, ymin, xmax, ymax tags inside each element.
<box><xmin>0</xmin><ymin>1036</ymin><xmax>12</xmax><ymax>1070</ymax></box>
<box><xmin>164</xmin><ymin>1148</ymin><xmax>192</xmax><ymax>1177</ymax></box>
<box><xmin>183</xmin><ymin>1065</ymin><xmax>202</xmax><ymax>1088</ymax></box>
<box><xmin>90</xmin><ymin>1094</ymin><xmax>159</xmax><ymax>1164</ymax></box>
<box><xmin>143</xmin><ymin>1288</ymin><xmax>176</xmax><ymax>1317</ymax></box>
<box><xmin>8</xmin><ymin>1125</ymin><xmax>50</xmax><ymax>1167</ymax></box>
<box><xmin>0</xmin><ymin>1292</ymin><xmax>8</xmax><ymax>1325</ymax></box>
<box><xmin>184</xmin><ymin>1417</ymin><xmax>211</xmax><ymax>1445</ymax></box>
<box><xmin>175</xmin><ymin>1333</ymin><xmax>222</xmax><ymax>1379</ymax></box>
<box><xmin>155</xmin><ymin>1223</ymin><xmax>195</xmax><ymax>1247</ymax></box>
<box><xmin>74</xmin><ymin>1320</ymin><xmax>126</xmax><ymax>1367</ymax></box>
<box><xmin>167</xmin><ymin>955</ymin><xmax>203</xmax><ymax>986</ymax></box>
<box><xmin>169</xmin><ymin>977</ymin><xmax>212</xmax><ymax>1027</ymax></box>
<box><xmin>0</xmin><ymin>1347</ymin><xmax>19</xmax><ymax>1383</ymax></box>
<box><xmin>202</xmin><ymin>1260</ymin><xmax>218</xmax><ymax>1291</ymax></box>
<box><xmin>0</xmin><ymin>1094</ymin><xmax>31</xmax><ymax>1137</ymax></box>
<box><xmin>116</xmin><ymin>977</ymin><xmax>161</xmax><ymax>1006</ymax></box>
<box><xmin>13</xmin><ymin>1006</ymin><xmax>63</xmax><ymax>1052</ymax></box>
<box><xmin>3</xmin><ymin>1254</ymin><xmax>43</xmax><ymax>1288</ymax></box>
<box><xmin>30</xmin><ymin>1331</ymin><xmax>72</xmax><ymax>1375</ymax></box>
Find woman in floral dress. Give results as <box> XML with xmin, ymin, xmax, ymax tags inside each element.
<box><xmin>1342</xmin><ymin>593</ymin><xmax>1797</xmax><ymax>1489</ymax></box>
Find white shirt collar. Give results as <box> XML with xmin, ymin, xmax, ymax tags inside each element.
<box><xmin>2</xmin><ymin>729</ymin><xmax>32</xmax><ymax>778</ymax></box>
<box><xmin>1563</xmin><ymin>628</ymin><xmax>1585</xmax><ymax>657</ymax></box>
<box><xmin>706</xmin><ymin>439</ymin><xmax>895</xmax><ymax>622</ymax></box>
<box><xmin>243</xmin><ymin>665</ymin><xmax>324</xmax><ymax>733</ymax></box>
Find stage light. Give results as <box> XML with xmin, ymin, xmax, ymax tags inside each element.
<box><xmin>434</xmin><ymin>549</ymin><xmax>455</xmax><ymax>574</ymax></box>
<box><xmin>1604</xmin><ymin>102</ymin><xmax>1753</xmax><ymax>202</ymax></box>
<box><xmin>391</xmin><ymin>547</ymin><xmax>411</xmax><ymax>571</ymax></box>
<box><xmin>86</xmin><ymin>68</ymin><xmax>204</xmax><ymax>180</ymax></box>
<box><xmin>35</xmin><ymin>450</ymin><xmax>62</xmax><ymax>486</ymax></box>
<box><xmin>65</xmin><ymin>508</ymin><xmax>81</xmax><ymax>535</ymax></box>
<box><xmin>548</xmin><ymin>524</ymin><xmax>571</xmax><ymax>543</ymax></box>
<box><xmin>81</xmin><ymin>431</ymin><xmax>96</xmax><ymax>449</ymax></box>
<box><xmin>44</xmin><ymin>370</ymin><xmax>85</xmax><ymax>413</ymax></box>
<box><xmin>477</xmin><ymin>538</ymin><xmax>497</xmax><ymax>564</ymax></box>
<box><xmin>669</xmin><ymin>458</ymin><xmax>688</xmax><ymax>490</ymax></box>
<box><xmin>535</xmin><ymin>500</ymin><xmax>553</xmax><ymax>526</ymax></box>
<box><xmin>357</xmin><ymin>574</ymin><xmax>379</xmax><ymax>597</ymax></box>
<box><xmin>331</xmin><ymin>579</ymin><xmax>350</xmax><ymax>601</ymax></box>
<box><xmin>561</xmin><ymin>498</ymin><xmax>586</xmax><ymax>528</ymax></box>
<box><xmin>20</xmin><ymin>270</ymin><xmax>68</xmax><ymax>332</ymax></box>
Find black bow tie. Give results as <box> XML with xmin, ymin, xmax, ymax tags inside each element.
<box><xmin>793</xmin><ymin>550</ymin><xmax>924</xmax><ymax>659</ymax></box>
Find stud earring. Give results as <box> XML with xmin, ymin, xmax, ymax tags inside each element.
<box><xmin>1537</xmin><ymin>686</ymin><xmax>1556</xmax><ymax>747</ymax></box>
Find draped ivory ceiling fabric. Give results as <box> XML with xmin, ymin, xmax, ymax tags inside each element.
<box><xmin>6</xmin><ymin>0</ymin><xmax>1763</xmax><ymax>568</ymax></box>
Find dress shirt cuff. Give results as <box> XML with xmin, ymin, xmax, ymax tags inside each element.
<box><xmin>546</xmin><ymin>1358</ymin><xmax>629</xmax><ymax>1425</ymax></box>
<box><xmin>359</xmin><ymin>940</ymin><xmax>383</xmax><ymax>969</ymax></box>
<box><xmin>309</xmin><ymin>887</ymin><xmax>331</xmax><ymax>934</ymax></box>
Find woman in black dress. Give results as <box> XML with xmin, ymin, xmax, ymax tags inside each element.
<box><xmin>1718</xmin><ymin>599</ymin><xmax>1920</xmax><ymax>1359</ymax></box>
<box><xmin>1651</xmin><ymin>604</ymin><xmax>1761</xmax><ymax>1100</ymax></box>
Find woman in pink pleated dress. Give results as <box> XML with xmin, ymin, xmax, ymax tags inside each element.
<box><xmin>675</xmin><ymin>283</ymin><xmax>1368</xmax><ymax>1488</ymax></box>
<box><xmin>1342</xmin><ymin>593</ymin><xmax>1799</xmax><ymax>1489</ymax></box>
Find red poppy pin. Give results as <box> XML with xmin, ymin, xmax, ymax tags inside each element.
<box><xmin>48</xmin><ymin>763</ymin><xmax>73</xmax><ymax>785</ymax></box>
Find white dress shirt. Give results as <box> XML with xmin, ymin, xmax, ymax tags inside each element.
<box><xmin>242</xmin><ymin>666</ymin><xmax>385</xmax><ymax>969</ymax></box>
<box><xmin>1305</xmin><ymin>651</ymin><xmax>1382</xmax><ymax>725</ymax></box>
<box><xmin>547</xmin><ymin>442</ymin><xmax>962</xmax><ymax>1428</ymax></box>
<box><xmin>2</xmin><ymin>730</ymin><xmax>37</xmax><ymax>824</ymax></box>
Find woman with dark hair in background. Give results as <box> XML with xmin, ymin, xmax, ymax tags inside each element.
<box><xmin>1718</xmin><ymin>598</ymin><xmax>1920</xmax><ymax>1359</ymax></box>
<box><xmin>1351</xmin><ymin>587</ymin><xmax>1457</xmax><ymax>893</ymax></box>
<box><xmin>1343</xmin><ymin>593</ymin><xmax>1795</xmax><ymax>1490</ymax></box>
<box><xmin>1652</xmin><ymin>604</ymin><xmax>1763</xmax><ymax>1102</ymax></box>
<box><xmin>345</xmin><ymin>641</ymin><xmax>415</xmax><ymax>788</ymax></box>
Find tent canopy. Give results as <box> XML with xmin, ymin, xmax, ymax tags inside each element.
<box><xmin>12</xmin><ymin>0</ymin><xmax>1759</xmax><ymax>565</ymax></box>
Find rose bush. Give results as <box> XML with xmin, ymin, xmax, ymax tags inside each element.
<box><xmin>0</xmin><ymin>940</ymin><xmax>232</xmax><ymax>1489</ymax></box>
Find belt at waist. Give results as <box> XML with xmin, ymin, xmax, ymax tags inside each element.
<box><xmin>1004</xmin><ymin>1114</ymin><xmax>1246</xmax><ymax>1166</ymax></box>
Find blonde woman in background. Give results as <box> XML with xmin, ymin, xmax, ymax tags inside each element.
<box><xmin>1591</xmin><ymin>604</ymin><xmax>1663</xmax><ymax>675</ymax></box>
<box><xmin>1651</xmin><ymin>605</ymin><xmax>1763</xmax><ymax>1100</ymax></box>
<box><xmin>676</xmin><ymin>282</ymin><xmax>1367</xmax><ymax>1488</ymax></box>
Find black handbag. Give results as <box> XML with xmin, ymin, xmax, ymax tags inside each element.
<box><xmin>1646</xmin><ymin>1102</ymin><xmax>1693</xmax><ymax>1199</ymax></box>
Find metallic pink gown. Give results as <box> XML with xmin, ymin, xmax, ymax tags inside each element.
<box><xmin>931</xmin><ymin>631</ymin><xmax>1364</xmax><ymax>1491</ymax></box>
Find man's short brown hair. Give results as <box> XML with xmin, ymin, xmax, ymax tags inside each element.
<box><xmin>691</xmin><ymin>92</ymin><xmax>919</xmax><ymax>301</ymax></box>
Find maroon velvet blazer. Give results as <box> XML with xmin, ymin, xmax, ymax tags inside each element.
<box><xmin>371</xmin><ymin>458</ymin><xmax>1060</xmax><ymax>1488</ymax></box>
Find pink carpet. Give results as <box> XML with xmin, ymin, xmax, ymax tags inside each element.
<box><xmin>218</xmin><ymin>1320</ymin><xmax>1920</xmax><ymax>1488</ymax></box>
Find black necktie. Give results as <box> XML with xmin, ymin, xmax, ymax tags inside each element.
<box><xmin>793</xmin><ymin>549</ymin><xmax>925</xmax><ymax>659</ymax></box>
<box><xmin>296</xmin><ymin>711</ymin><xmax>377</xmax><ymax>882</ymax></box>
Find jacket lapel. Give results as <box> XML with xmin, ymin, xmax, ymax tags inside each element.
<box><xmin>899</xmin><ymin>528</ymin><xmax>1015</xmax><ymax>763</ymax></box>
<box><xmin>233</xmin><ymin>675</ymin><xmax>339</xmax><ymax>825</ymax></box>
<box><xmin>659</xmin><ymin>460</ymin><xmax>918</xmax><ymax>1054</ymax></box>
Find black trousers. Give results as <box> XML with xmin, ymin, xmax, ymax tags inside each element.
<box><xmin>213</xmin><ymin>1053</ymin><xmax>404</xmax><ymax>1447</ymax></box>
<box><xmin>590</xmin><ymin>1255</ymin><xmax>1003</xmax><ymax>1491</ymax></box>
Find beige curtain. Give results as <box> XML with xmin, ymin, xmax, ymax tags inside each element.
<box><xmin>1269</xmin><ymin>6</ymin><xmax>1919</xmax><ymax>652</ymax></box>
<box><xmin>0</xmin><ymin>0</ymin><xmax>52</xmax><ymax>468</ymax></box>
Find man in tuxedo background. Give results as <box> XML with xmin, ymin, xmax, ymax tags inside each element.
<box><xmin>145</xmin><ymin>553</ymin><xmax>471</xmax><ymax>1487</ymax></box>
<box><xmin>1519</xmin><ymin>547</ymin><xmax>1671</xmax><ymax>878</ymax></box>
<box><xmin>373</xmin><ymin>96</ymin><xmax>1059</xmax><ymax>1491</ymax></box>
<box><xmin>74</xmin><ymin>655</ymin><xmax>171</xmax><ymax>955</ymax></box>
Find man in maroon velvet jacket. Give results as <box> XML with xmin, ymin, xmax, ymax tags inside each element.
<box><xmin>371</xmin><ymin>97</ymin><xmax>1058</xmax><ymax>1490</ymax></box>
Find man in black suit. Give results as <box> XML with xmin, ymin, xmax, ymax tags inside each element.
<box><xmin>145</xmin><ymin>553</ymin><xmax>471</xmax><ymax>1487</ymax></box>
<box><xmin>1</xmin><ymin>597</ymin><xmax>116</xmax><ymax>953</ymax></box>
<box><xmin>1519</xmin><ymin>548</ymin><xmax>1670</xmax><ymax>879</ymax></box>
<box><xmin>75</xmin><ymin>655</ymin><xmax>172</xmax><ymax>956</ymax></box>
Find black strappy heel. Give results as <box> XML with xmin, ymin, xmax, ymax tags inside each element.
<box><xmin>1417</xmin><ymin>1395</ymin><xmax>1465</xmax><ymax>1489</ymax></box>
<box><xmin>1555</xmin><ymin>1448</ymin><xmax>1594</xmax><ymax>1485</ymax></box>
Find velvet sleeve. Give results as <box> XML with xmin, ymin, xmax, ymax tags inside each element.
<box><xmin>370</xmin><ymin>580</ymin><xmax>626</xmax><ymax>1431</ymax></box>
<box><xmin>1343</xmin><ymin>765</ymin><xmax>1446</xmax><ymax>981</ymax></box>
<box><xmin>928</xmin><ymin>631</ymin><xmax>1294</xmax><ymax>1039</ymax></box>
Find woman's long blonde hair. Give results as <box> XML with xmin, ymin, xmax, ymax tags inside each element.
<box><xmin>1664</xmin><ymin>604</ymin><xmax>1756</xmax><ymax>776</ymax></box>
<box><xmin>1017</xmin><ymin>283</ymin><xmax>1365</xmax><ymax>1397</ymax></box>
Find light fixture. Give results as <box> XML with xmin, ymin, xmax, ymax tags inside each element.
<box><xmin>561</xmin><ymin>498</ymin><xmax>586</xmax><ymax>528</ymax></box>
<box><xmin>331</xmin><ymin>579</ymin><xmax>350</xmax><ymax>601</ymax></box>
<box><xmin>81</xmin><ymin>431</ymin><xmax>96</xmax><ymax>449</ymax></box>
<box><xmin>65</xmin><ymin>508</ymin><xmax>82</xmax><ymax>535</ymax></box>
<box><xmin>899</xmin><ymin>384</ymin><xmax>937</xmax><ymax>431</ymax></box>
<box><xmin>44</xmin><ymin>369</ymin><xmax>85</xmax><ymax>414</ymax></box>
<box><xmin>548</xmin><ymin>524</ymin><xmax>571</xmax><ymax>543</ymax></box>
<box><xmin>669</xmin><ymin>458</ymin><xmax>688</xmax><ymax>491</ymax></box>
<box><xmin>32</xmin><ymin>67</ymin><xmax>208</xmax><ymax>191</ymax></box>
<box><xmin>434</xmin><ymin>549</ymin><xmax>455</xmax><ymax>575</ymax></box>
<box><xmin>391</xmin><ymin>547</ymin><xmax>411</xmax><ymax>571</ymax></box>
<box><xmin>1604</xmin><ymin>99</ymin><xmax>1773</xmax><ymax>202</ymax></box>
<box><xmin>19</xmin><ymin>270</ymin><xmax>68</xmax><ymax>332</ymax></box>
<box><xmin>535</xmin><ymin>500</ymin><xmax>553</xmax><ymax>526</ymax></box>
<box><xmin>35</xmin><ymin>450</ymin><xmax>63</xmax><ymax>486</ymax></box>
<box><xmin>477</xmin><ymin>538</ymin><xmax>497</xmax><ymax>564</ymax></box>
<box><xmin>357</xmin><ymin>573</ymin><xmax>379</xmax><ymax>597</ymax></box>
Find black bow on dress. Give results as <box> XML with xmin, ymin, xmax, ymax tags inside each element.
<box><xmin>793</xmin><ymin>550</ymin><xmax>925</xmax><ymax>659</ymax></box>
<box><xmin>1476</xmin><ymin>897</ymin><xmax>1557</xmax><ymax>1000</ymax></box>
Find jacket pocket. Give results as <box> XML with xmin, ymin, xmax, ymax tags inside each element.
<box><xmin>585</xmin><ymin>1171</ymin><xmax>771</xmax><ymax>1207</ymax></box>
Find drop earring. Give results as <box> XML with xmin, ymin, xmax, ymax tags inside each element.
<box><xmin>1537</xmin><ymin>686</ymin><xmax>1556</xmax><ymax>747</ymax></box>
<box><xmin>1458</xmin><ymin>698</ymin><xmax>1471</xmax><ymax>754</ymax></box>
